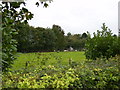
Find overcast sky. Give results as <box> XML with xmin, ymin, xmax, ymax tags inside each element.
<box><xmin>25</xmin><ymin>0</ymin><xmax>119</xmax><ymax>35</ymax></box>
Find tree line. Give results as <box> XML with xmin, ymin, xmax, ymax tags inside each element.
<box><xmin>14</xmin><ymin>23</ymin><xmax>88</xmax><ymax>52</ymax></box>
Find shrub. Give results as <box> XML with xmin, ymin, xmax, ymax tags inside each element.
<box><xmin>2</xmin><ymin>56</ymin><xmax>120</xmax><ymax>89</ymax></box>
<box><xmin>70</xmin><ymin>55</ymin><xmax>120</xmax><ymax>89</ymax></box>
<box><xmin>85</xmin><ymin>23</ymin><xmax>120</xmax><ymax>60</ymax></box>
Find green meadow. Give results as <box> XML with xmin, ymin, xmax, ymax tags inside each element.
<box><xmin>11</xmin><ymin>51</ymin><xmax>86</xmax><ymax>71</ymax></box>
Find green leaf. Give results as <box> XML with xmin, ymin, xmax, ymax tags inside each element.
<box><xmin>44</xmin><ymin>3</ymin><xmax>48</xmax><ymax>8</ymax></box>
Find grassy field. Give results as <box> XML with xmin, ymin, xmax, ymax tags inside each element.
<box><xmin>10</xmin><ymin>51</ymin><xmax>86</xmax><ymax>71</ymax></box>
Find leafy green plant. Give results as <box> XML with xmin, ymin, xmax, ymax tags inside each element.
<box><xmin>70</xmin><ymin>56</ymin><xmax>120</xmax><ymax>89</ymax></box>
<box><xmin>2</xmin><ymin>55</ymin><xmax>120</xmax><ymax>89</ymax></box>
<box><xmin>85</xmin><ymin>23</ymin><xmax>120</xmax><ymax>60</ymax></box>
<box><xmin>2</xmin><ymin>2</ymin><xmax>33</xmax><ymax>71</ymax></box>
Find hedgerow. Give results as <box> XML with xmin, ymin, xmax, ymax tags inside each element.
<box><xmin>2</xmin><ymin>55</ymin><xmax>120</xmax><ymax>89</ymax></box>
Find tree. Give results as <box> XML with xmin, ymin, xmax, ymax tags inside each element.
<box><xmin>35</xmin><ymin>27</ymin><xmax>56</xmax><ymax>52</ymax></box>
<box><xmin>67</xmin><ymin>32</ymin><xmax>72</xmax><ymax>37</ymax></box>
<box><xmin>85</xmin><ymin>23</ymin><xmax>120</xmax><ymax>60</ymax></box>
<box><xmin>65</xmin><ymin>33</ymin><xmax>87</xmax><ymax>50</ymax></box>
<box><xmin>14</xmin><ymin>23</ymin><xmax>61</xmax><ymax>52</ymax></box>
<box><xmin>52</xmin><ymin>25</ymin><xmax>66</xmax><ymax>51</ymax></box>
<box><xmin>14</xmin><ymin>23</ymin><xmax>35</xmax><ymax>52</ymax></box>
<box><xmin>81</xmin><ymin>32</ymin><xmax>88</xmax><ymax>39</ymax></box>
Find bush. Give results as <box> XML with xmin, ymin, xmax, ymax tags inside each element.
<box><xmin>2</xmin><ymin>66</ymin><xmax>78</xmax><ymax>88</ymax></box>
<box><xmin>2</xmin><ymin>56</ymin><xmax>120</xmax><ymax>89</ymax></box>
<box><xmin>71</xmin><ymin>55</ymin><xmax>120</xmax><ymax>89</ymax></box>
<box><xmin>85</xmin><ymin>23</ymin><xmax>120</xmax><ymax>60</ymax></box>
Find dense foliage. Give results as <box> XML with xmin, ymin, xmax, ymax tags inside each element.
<box><xmin>14</xmin><ymin>24</ymin><xmax>88</xmax><ymax>52</ymax></box>
<box><xmin>14</xmin><ymin>24</ymin><xmax>64</xmax><ymax>52</ymax></box>
<box><xmin>85</xmin><ymin>23</ymin><xmax>120</xmax><ymax>60</ymax></box>
<box><xmin>2</xmin><ymin>55</ymin><xmax>120</xmax><ymax>89</ymax></box>
<box><xmin>1</xmin><ymin>2</ymin><xmax>34</xmax><ymax>71</ymax></box>
<box><xmin>65</xmin><ymin>32</ymin><xmax>88</xmax><ymax>50</ymax></box>
<box><xmin>52</xmin><ymin>25</ymin><xmax>66</xmax><ymax>51</ymax></box>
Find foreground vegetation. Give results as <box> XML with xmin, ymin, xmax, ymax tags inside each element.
<box><xmin>2</xmin><ymin>52</ymin><xmax>120</xmax><ymax>89</ymax></box>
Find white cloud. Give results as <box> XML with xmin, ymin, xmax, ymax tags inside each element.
<box><xmin>25</xmin><ymin>0</ymin><xmax>119</xmax><ymax>35</ymax></box>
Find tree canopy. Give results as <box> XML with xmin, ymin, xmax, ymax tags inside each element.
<box><xmin>85</xmin><ymin>23</ymin><xmax>120</xmax><ymax>60</ymax></box>
<box><xmin>14</xmin><ymin>23</ymin><xmax>87</xmax><ymax>52</ymax></box>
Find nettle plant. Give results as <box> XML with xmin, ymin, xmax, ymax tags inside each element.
<box><xmin>1</xmin><ymin>0</ymin><xmax>52</xmax><ymax>72</ymax></box>
<box><xmin>85</xmin><ymin>23</ymin><xmax>119</xmax><ymax>60</ymax></box>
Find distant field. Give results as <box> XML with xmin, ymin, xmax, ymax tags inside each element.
<box><xmin>10</xmin><ymin>51</ymin><xmax>86</xmax><ymax>71</ymax></box>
